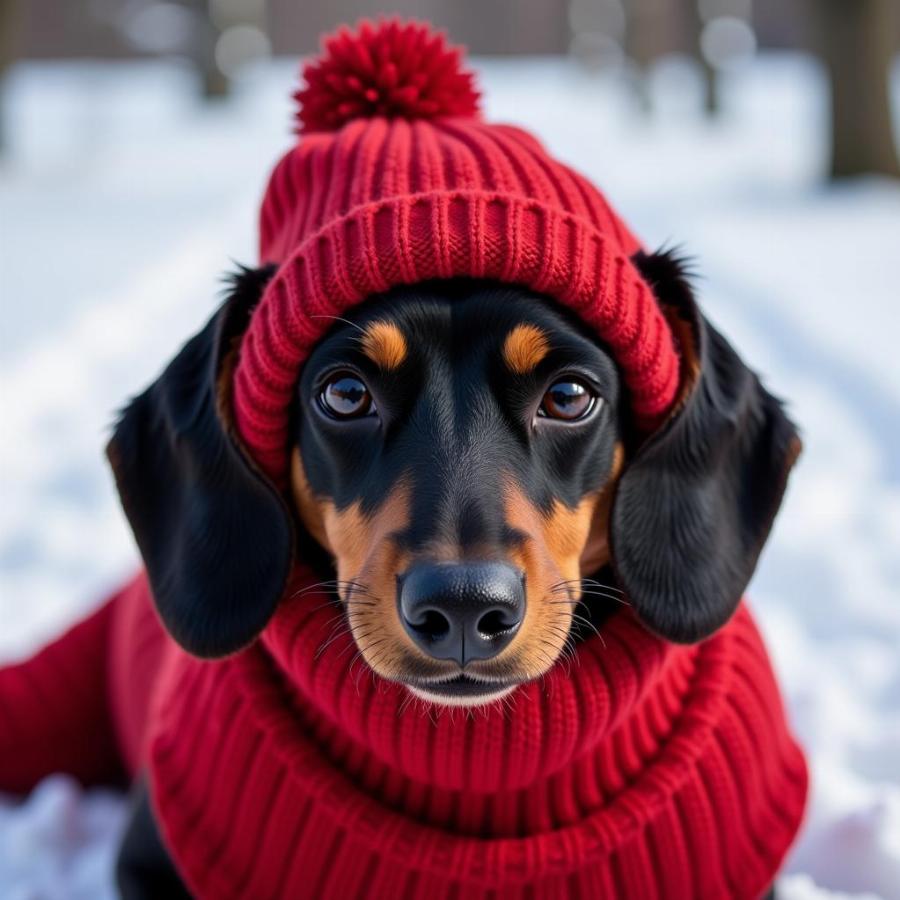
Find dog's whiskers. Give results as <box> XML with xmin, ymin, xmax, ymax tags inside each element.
<box><xmin>550</xmin><ymin>578</ymin><xmax>625</xmax><ymax>596</ymax></box>
<box><xmin>350</xmin><ymin>638</ymin><xmax>390</xmax><ymax>685</ymax></box>
<box><xmin>543</xmin><ymin>625</ymin><xmax>574</xmax><ymax>677</ymax></box>
<box><xmin>348</xmin><ymin>649</ymin><xmax>368</xmax><ymax>693</ymax></box>
<box><xmin>568</xmin><ymin>611</ymin><xmax>602</xmax><ymax>638</ymax></box>
<box><xmin>309</xmin><ymin>314</ymin><xmax>367</xmax><ymax>334</ymax></box>
<box><xmin>336</xmin><ymin>626</ymin><xmax>378</xmax><ymax>661</ymax></box>
<box><xmin>566</xmin><ymin>615</ymin><xmax>606</xmax><ymax>648</ymax></box>
<box><xmin>290</xmin><ymin>578</ymin><xmax>365</xmax><ymax>597</ymax></box>
<box><xmin>551</xmin><ymin>586</ymin><xmax>630</xmax><ymax>606</ymax></box>
<box><xmin>314</xmin><ymin>619</ymin><xmax>357</xmax><ymax>658</ymax></box>
<box><xmin>548</xmin><ymin>621</ymin><xmax>581</xmax><ymax>670</ymax></box>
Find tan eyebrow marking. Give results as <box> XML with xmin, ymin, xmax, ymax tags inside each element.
<box><xmin>360</xmin><ymin>321</ymin><xmax>407</xmax><ymax>370</ymax></box>
<box><xmin>502</xmin><ymin>324</ymin><xmax>550</xmax><ymax>375</ymax></box>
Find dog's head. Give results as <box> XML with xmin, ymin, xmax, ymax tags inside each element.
<box><xmin>108</xmin><ymin>251</ymin><xmax>800</xmax><ymax>706</ymax></box>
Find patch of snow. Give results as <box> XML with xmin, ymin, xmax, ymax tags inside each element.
<box><xmin>0</xmin><ymin>777</ymin><xmax>127</xmax><ymax>900</ymax></box>
<box><xmin>780</xmin><ymin>873</ymin><xmax>882</xmax><ymax>900</ymax></box>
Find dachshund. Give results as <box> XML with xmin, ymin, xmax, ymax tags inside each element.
<box><xmin>109</xmin><ymin>248</ymin><xmax>798</xmax><ymax>897</ymax></box>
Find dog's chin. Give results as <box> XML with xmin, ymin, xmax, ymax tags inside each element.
<box><xmin>405</xmin><ymin>675</ymin><xmax>517</xmax><ymax>708</ymax></box>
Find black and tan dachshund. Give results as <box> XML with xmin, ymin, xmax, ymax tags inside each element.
<box><xmin>111</xmin><ymin>248</ymin><xmax>797</xmax><ymax>896</ymax></box>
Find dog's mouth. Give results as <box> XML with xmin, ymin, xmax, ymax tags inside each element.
<box><xmin>404</xmin><ymin>674</ymin><xmax>518</xmax><ymax>707</ymax></box>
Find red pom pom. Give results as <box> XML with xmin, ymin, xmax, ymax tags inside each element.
<box><xmin>295</xmin><ymin>19</ymin><xmax>481</xmax><ymax>134</ymax></box>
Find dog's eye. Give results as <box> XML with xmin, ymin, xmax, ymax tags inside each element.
<box><xmin>539</xmin><ymin>379</ymin><xmax>596</xmax><ymax>421</ymax></box>
<box><xmin>319</xmin><ymin>373</ymin><xmax>375</xmax><ymax>419</ymax></box>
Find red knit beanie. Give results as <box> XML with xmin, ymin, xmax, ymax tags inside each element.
<box><xmin>232</xmin><ymin>18</ymin><xmax>681</xmax><ymax>486</ymax></box>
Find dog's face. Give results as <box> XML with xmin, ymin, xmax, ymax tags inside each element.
<box><xmin>290</xmin><ymin>283</ymin><xmax>624</xmax><ymax>704</ymax></box>
<box><xmin>108</xmin><ymin>251</ymin><xmax>801</xmax><ymax>704</ymax></box>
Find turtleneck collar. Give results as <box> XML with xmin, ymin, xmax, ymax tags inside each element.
<box><xmin>260</xmin><ymin>567</ymin><xmax>696</xmax><ymax>800</ymax></box>
<box><xmin>145</xmin><ymin>564</ymin><xmax>807</xmax><ymax>899</ymax></box>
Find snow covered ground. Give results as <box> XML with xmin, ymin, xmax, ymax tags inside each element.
<box><xmin>1</xmin><ymin>53</ymin><xmax>898</xmax><ymax>899</ymax></box>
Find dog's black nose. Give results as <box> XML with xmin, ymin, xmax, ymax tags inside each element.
<box><xmin>398</xmin><ymin>562</ymin><xmax>525</xmax><ymax>665</ymax></box>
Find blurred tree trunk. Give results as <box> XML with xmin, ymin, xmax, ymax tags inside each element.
<box><xmin>0</xmin><ymin>0</ymin><xmax>20</xmax><ymax>152</ymax></box>
<box><xmin>696</xmin><ymin>52</ymin><xmax>719</xmax><ymax>118</ymax></box>
<box><xmin>200</xmin><ymin>36</ymin><xmax>228</xmax><ymax>99</ymax></box>
<box><xmin>623</xmin><ymin>0</ymin><xmax>664</xmax><ymax>114</ymax></box>
<box><xmin>686</xmin><ymin>0</ymin><xmax>719</xmax><ymax>118</ymax></box>
<box><xmin>198</xmin><ymin>1</ymin><xmax>228</xmax><ymax>99</ymax></box>
<box><xmin>181</xmin><ymin>0</ymin><xmax>228</xmax><ymax>99</ymax></box>
<box><xmin>816</xmin><ymin>0</ymin><xmax>899</xmax><ymax>179</ymax></box>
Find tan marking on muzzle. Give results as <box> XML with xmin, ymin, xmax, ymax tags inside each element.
<box><xmin>502</xmin><ymin>324</ymin><xmax>550</xmax><ymax>375</ymax></box>
<box><xmin>498</xmin><ymin>451</ymin><xmax>624</xmax><ymax>677</ymax></box>
<box><xmin>291</xmin><ymin>449</ymin><xmax>410</xmax><ymax>587</ymax></box>
<box><xmin>500</xmin><ymin>481</ymin><xmax>590</xmax><ymax>676</ymax></box>
<box><xmin>290</xmin><ymin>449</ymin><xmax>417</xmax><ymax>675</ymax></box>
<box><xmin>324</xmin><ymin>481</ymin><xmax>415</xmax><ymax>676</ymax></box>
<box><xmin>290</xmin><ymin>449</ymin><xmax>331</xmax><ymax>553</ymax></box>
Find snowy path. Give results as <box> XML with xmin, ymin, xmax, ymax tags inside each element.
<box><xmin>1</xmin><ymin>55</ymin><xmax>898</xmax><ymax>899</ymax></box>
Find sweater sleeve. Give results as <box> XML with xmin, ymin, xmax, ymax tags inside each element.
<box><xmin>0</xmin><ymin>590</ymin><xmax>126</xmax><ymax>794</ymax></box>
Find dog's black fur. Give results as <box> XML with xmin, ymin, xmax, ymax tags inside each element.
<box><xmin>107</xmin><ymin>264</ymin><xmax>292</xmax><ymax>658</ymax></box>
<box><xmin>110</xmin><ymin>251</ymin><xmax>798</xmax><ymax>897</ymax></box>
<box><xmin>117</xmin><ymin>779</ymin><xmax>191</xmax><ymax>900</ymax></box>
<box><xmin>617</xmin><ymin>251</ymin><xmax>801</xmax><ymax>641</ymax></box>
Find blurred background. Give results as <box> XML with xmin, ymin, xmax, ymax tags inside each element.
<box><xmin>1</xmin><ymin>2</ymin><xmax>898</xmax><ymax>899</ymax></box>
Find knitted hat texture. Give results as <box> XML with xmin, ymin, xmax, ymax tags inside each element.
<box><xmin>232</xmin><ymin>19</ymin><xmax>681</xmax><ymax>487</ymax></box>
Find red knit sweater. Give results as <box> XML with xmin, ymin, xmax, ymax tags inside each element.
<box><xmin>0</xmin><ymin>567</ymin><xmax>807</xmax><ymax>899</ymax></box>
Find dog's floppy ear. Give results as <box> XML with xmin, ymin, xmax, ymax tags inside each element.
<box><xmin>106</xmin><ymin>264</ymin><xmax>294</xmax><ymax>658</ymax></box>
<box><xmin>610</xmin><ymin>249</ymin><xmax>801</xmax><ymax>643</ymax></box>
